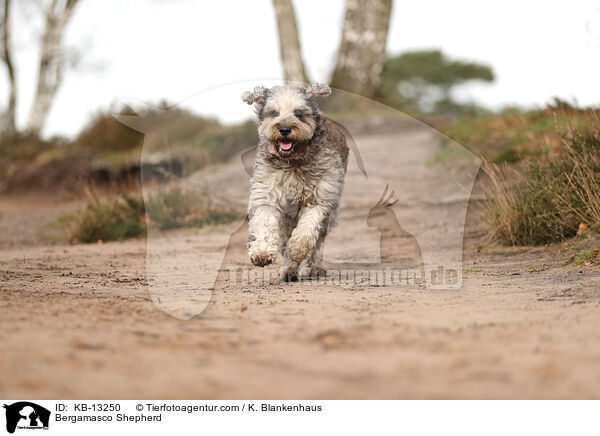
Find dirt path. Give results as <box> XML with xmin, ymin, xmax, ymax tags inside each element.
<box><xmin>1</xmin><ymin>124</ymin><xmax>600</xmax><ymax>399</ymax></box>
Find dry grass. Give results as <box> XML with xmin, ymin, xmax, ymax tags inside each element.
<box><xmin>145</xmin><ymin>185</ymin><xmax>242</xmax><ymax>231</ymax></box>
<box><xmin>443</xmin><ymin>100</ymin><xmax>599</xmax><ymax>163</ymax></box>
<box><xmin>483</xmin><ymin>111</ymin><xmax>600</xmax><ymax>245</ymax></box>
<box><xmin>55</xmin><ymin>185</ymin><xmax>242</xmax><ymax>243</ymax></box>
<box><xmin>56</xmin><ymin>192</ymin><xmax>146</xmax><ymax>243</ymax></box>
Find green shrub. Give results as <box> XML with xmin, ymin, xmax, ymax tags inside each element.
<box><xmin>145</xmin><ymin>187</ymin><xmax>241</xmax><ymax>231</ymax></box>
<box><xmin>58</xmin><ymin>187</ymin><xmax>242</xmax><ymax>243</ymax></box>
<box><xmin>72</xmin><ymin>105</ymin><xmax>221</xmax><ymax>154</ymax></box>
<box><xmin>1</xmin><ymin>102</ymin><xmax>256</xmax><ymax>193</ymax></box>
<box><xmin>198</xmin><ymin>120</ymin><xmax>257</xmax><ymax>162</ymax></box>
<box><xmin>67</xmin><ymin>195</ymin><xmax>146</xmax><ymax>243</ymax></box>
<box><xmin>72</xmin><ymin>107</ymin><xmax>143</xmax><ymax>152</ymax></box>
<box><xmin>569</xmin><ymin>246</ymin><xmax>600</xmax><ymax>266</ymax></box>
<box><xmin>0</xmin><ymin>133</ymin><xmax>64</xmax><ymax>186</ymax></box>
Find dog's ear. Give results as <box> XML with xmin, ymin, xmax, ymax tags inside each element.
<box><xmin>305</xmin><ymin>83</ymin><xmax>332</xmax><ymax>99</ymax></box>
<box><xmin>241</xmin><ymin>86</ymin><xmax>267</xmax><ymax>106</ymax></box>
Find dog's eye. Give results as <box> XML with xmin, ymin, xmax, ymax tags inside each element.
<box><xmin>266</xmin><ymin>110</ymin><xmax>279</xmax><ymax>117</ymax></box>
<box><xmin>294</xmin><ymin>110</ymin><xmax>306</xmax><ymax>117</ymax></box>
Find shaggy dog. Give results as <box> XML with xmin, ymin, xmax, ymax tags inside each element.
<box><xmin>242</xmin><ymin>84</ymin><xmax>348</xmax><ymax>281</ymax></box>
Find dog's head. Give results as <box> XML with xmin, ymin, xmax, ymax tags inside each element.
<box><xmin>242</xmin><ymin>84</ymin><xmax>331</xmax><ymax>159</ymax></box>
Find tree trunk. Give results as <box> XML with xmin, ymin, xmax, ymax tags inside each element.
<box><xmin>272</xmin><ymin>0</ymin><xmax>309</xmax><ymax>83</ymax></box>
<box><xmin>330</xmin><ymin>0</ymin><xmax>393</xmax><ymax>97</ymax></box>
<box><xmin>1</xmin><ymin>0</ymin><xmax>16</xmax><ymax>135</ymax></box>
<box><xmin>26</xmin><ymin>0</ymin><xmax>79</xmax><ymax>135</ymax></box>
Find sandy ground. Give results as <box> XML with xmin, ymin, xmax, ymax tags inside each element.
<box><xmin>1</xmin><ymin>122</ymin><xmax>600</xmax><ymax>399</ymax></box>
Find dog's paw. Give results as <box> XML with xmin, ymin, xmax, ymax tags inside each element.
<box><xmin>250</xmin><ymin>252</ymin><xmax>274</xmax><ymax>267</ymax></box>
<box><xmin>287</xmin><ymin>232</ymin><xmax>317</xmax><ymax>263</ymax></box>
<box><xmin>248</xmin><ymin>239</ymin><xmax>279</xmax><ymax>267</ymax></box>
<box><xmin>282</xmin><ymin>273</ymin><xmax>298</xmax><ymax>282</ymax></box>
<box><xmin>279</xmin><ymin>264</ymin><xmax>299</xmax><ymax>282</ymax></box>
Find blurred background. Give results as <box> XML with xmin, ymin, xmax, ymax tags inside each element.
<box><xmin>4</xmin><ymin>1</ymin><xmax>600</xmax><ymax>401</ymax></box>
<box><xmin>1</xmin><ymin>0</ymin><xmax>600</xmax><ymax>248</ymax></box>
<box><xmin>2</xmin><ymin>0</ymin><xmax>600</xmax><ymax>137</ymax></box>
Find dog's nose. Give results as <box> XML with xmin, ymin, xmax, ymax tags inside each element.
<box><xmin>279</xmin><ymin>126</ymin><xmax>292</xmax><ymax>137</ymax></box>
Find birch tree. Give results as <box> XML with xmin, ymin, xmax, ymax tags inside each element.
<box><xmin>26</xmin><ymin>0</ymin><xmax>80</xmax><ymax>135</ymax></box>
<box><xmin>330</xmin><ymin>0</ymin><xmax>393</xmax><ymax>97</ymax></box>
<box><xmin>272</xmin><ymin>0</ymin><xmax>309</xmax><ymax>83</ymax></box>
<box><xmin>1</xmin><ymin>0</ymin><xmax>16</xmax><ymax>134</ymax></box>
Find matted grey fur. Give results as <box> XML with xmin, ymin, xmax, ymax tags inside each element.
<box><xmin>242</xmin><ymin>84</ymin><xmax>348</xmax><ymax>281</ymax></box>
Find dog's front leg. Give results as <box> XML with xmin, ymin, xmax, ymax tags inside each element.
<box><xmin>247</xmin><ymin>205</ymin><xmax>281</xmax><ymax>267</ymax></box>
<box><xmin>287</xmin><ymin>204</ymin><xmax>328</xmax><ymax>264</ymax></box>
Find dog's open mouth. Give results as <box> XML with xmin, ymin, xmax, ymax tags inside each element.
<box><xmin>278</xmin><ymin>140</ymin><xmax>294</xmax><ymax>154</ymax></box>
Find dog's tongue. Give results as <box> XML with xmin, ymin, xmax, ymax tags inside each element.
<box><xmin>279</xmin><ymin>141</ymin><xmax>293</xmax><ymax>151</ymax></box>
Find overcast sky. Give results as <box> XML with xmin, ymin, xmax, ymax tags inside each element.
<box><xmin>3</xmin><ymin>0</ymin><xmax>600</xmax><ymax>138</ymax></box>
